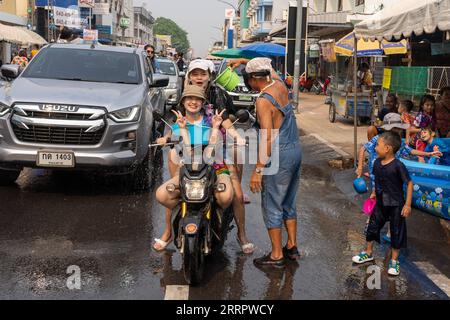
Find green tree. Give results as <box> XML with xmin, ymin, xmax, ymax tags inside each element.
<box><xmin>154</xmin><ymin>17</ymin><xmax>190</xmax><ymax>54</ymax></box>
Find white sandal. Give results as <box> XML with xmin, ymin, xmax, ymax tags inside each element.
<box><xmin>237</xmin><ymin>238</ymin><xmax>255</xmax><ymax>254</ymax></box>
<box><xmin>153</xmin><ymin>238</ymin><xmax>171</xmax><ymax>252</ymax></box>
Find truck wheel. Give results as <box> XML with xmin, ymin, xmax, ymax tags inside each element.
<box><xmin>0</xmin><ymin>169</ymin><xmax>21</xmax><ymax>186</ymax></box>
<box><xmin>329</xmin><ymin>104</ymin><xmax>336</xmax><ymax>123</ymax></box>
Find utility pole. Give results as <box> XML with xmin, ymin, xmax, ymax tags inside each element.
<box><xmin>292</xmin><ymin>0</ymin><xmax>304</xmax><ymax>112</ymax></box>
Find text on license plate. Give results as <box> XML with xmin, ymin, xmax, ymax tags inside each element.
<box><xmin>239</xmin><ymin>96</ymin><xmax>253</xmax><ymax>101</ymax></box>
<box><xmin>37</xmin><ymin>151</ymin><xmax>75</xmax><ymax>167</ymax></box>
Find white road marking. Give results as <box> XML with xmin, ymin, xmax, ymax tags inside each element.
<box><xmin>414</xmin><ymin>261</ymin><xmax>450</xmax><ymax>297</ymax></box>
<box><xmin>164</xmin><ymin>285</ymin><xmax>189</xmax><ymax>300</ymax></box>
<box><xmin>307</xmin><ymin>133</ymin><xmax>350</xmax><ymax>157</ymax></box>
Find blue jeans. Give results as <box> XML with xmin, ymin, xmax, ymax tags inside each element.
<box><xmin>261</xmin><ymin>144</ymin><xmax>302</xmax><ymax>229</ymax></box>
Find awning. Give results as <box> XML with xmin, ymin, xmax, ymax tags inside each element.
<box><xmin>354</xmin><ymin>0</ymin><xmax>450</xmax><ymax>41</ymax></box>
<box><xmin>0</xmin><ymin>23</ymin><xmax>47</xmax><ymax>46</ymax></box>
<box><xmin>335</xmin><ymin>32</ymin><xmax>408</xmax><ymax>56</ymax></box>
<box><xmin>335</xmin><ymin>32</ymin><xmax>383</xmax><ymax>57</ymax></box>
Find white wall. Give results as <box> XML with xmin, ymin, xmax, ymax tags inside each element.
<box><xmin>272</xmin><ymin>0</ymin><xmax>290</xmax><ymax>28</ymax></box>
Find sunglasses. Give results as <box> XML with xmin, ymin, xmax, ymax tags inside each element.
<box><xmin>147</xmin><ymin>50</ymin><xmax>154</xmax><ymax>54</ymax></box>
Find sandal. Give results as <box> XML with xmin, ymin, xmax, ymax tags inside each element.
<box><xmin>237</xmin><ymin>238</ymin><xmax>255</xmax><ymax>254</ymax></box>
<box><xmin>243</xmin><ymin>193</ymin><xmax>251</xmax><ymax>204</ymax></box>
<box><xmin>152</xmin><ymin>237</ymin><xmax>172</xmax><ymax>252</ymax></box>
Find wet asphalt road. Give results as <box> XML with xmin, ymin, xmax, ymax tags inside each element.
<box><xmin>0</xmin><ymin>134</ymin><xmax>449</xmax><ymax>300</ymax></box>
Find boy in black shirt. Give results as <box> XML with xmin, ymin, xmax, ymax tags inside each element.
<box><xmin>352</xmin><ymin>132</ymin><xmax>413</xmax><ymax>276</ymax></box>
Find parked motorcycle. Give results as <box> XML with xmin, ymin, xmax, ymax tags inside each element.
<box><xmin>150</xmin><ymin>111</ymin><xmax>249</xmax><ymax>285</ymax></box>
<box><xmin>312</xmin><ymin>76</ymin><xmax>332</xmax><ymax>95</ymax></box>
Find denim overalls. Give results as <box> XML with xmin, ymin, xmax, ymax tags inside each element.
<box><xmin>258</xmin><ymin>92</ymin><xmax>302</xmax><ymax>229</ymax></box>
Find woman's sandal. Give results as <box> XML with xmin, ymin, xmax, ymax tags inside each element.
<box><xmin>243</xmin><ymin>193</ymin><xmax>251</xmax><ymax>204</ymax></box>
<box><xmin>237</xmin><ymin>238</ymin><xmax>255</xmax><ymax>254</ymax></box>
<box><xmin>152</xmin><ymin>237</ymin><xmax>172</xmax><ymax>252</ymax></box>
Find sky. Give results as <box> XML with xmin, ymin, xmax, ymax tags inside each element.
<box><xmin>137</xmin><ymin>0</ymin><xmax>238</xmax><ymax>57</ymax></box>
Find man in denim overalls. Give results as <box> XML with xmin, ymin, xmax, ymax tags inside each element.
<box><xmin>233</xmin><ymin>58</ymin><xmax>302</xmax><ymax>267</ymax></box>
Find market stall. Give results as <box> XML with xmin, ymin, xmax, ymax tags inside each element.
<box><xmin>328</xmin><ymin>32</ymin><xmax>407</xmax><ymax>125</ymax></box>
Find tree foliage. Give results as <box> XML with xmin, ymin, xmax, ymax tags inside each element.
<box><xmin>154</xmin><ymin>17</ymin><xmax>190</xmax><ymax>54</ymax></box>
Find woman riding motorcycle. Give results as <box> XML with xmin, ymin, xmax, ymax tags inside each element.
<box><xmin>153</xmin><ymin>60</ymin><xmax>254</xmax><ymax>253</ymax></box>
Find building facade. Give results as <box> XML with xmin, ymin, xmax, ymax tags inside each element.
<box><xmin>133</xmin><ymin>5</ymin><xmax>154</xmax><ymax>45</ymax></box>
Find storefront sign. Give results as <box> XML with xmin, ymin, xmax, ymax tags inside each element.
<box><xmin>95</xmin><ymin>25</ymin><xmax>111</xmax><ymax>35</ymax></box>
<box><xmin>83</xmin><ymin>29</ymin><xmax>98</xmax><ymax>41</ymax></box>
<box><xmin>119</xmin><ymin>18</ymin><xmax>131</xmax><ymax>28</ymax></box>
<box><xmin>383</xmin><ymin>68</ymin><xmax>392</xmax><ymax>90</ymax></box>
<box><xmin>321</xmin><ymin>41</ymin><xmax>336</xmax><ymax>62</ymax></box>
<box><xmin>79</xmin><ymin>0</ymin><xmax>94</xmax><ymax>8</ymax></box>
<box><xmin>92</xmin><ymin>3</ymin><xmax>109</xmax><ymax>15</ymax></box>
<box><xmin>54</xmin><ymin>6</ymin><xmax>85</xmax><ymax>28</ymax></box>
<box><xmin>35</xmin><ymin>0</ymin><xmax>77</xmax><ymax>8</ymax></box>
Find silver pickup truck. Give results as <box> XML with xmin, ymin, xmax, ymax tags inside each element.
<box><xmin>0</xmin><ymin>43</ymin><xmax>168</xmax><ymax>189</ymax></box>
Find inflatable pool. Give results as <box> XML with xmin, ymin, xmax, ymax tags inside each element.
<box><xmin>400</xmin><ymin>138</ymin><xmax>450</xmax><ymax>220</ymax></box>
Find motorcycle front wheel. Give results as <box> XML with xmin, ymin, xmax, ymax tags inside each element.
<box><xmin>183</xmin><ymin>235</ymin><xmax>205</xmax><ymax>285</ymax></box>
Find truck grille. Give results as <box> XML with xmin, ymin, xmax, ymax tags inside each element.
<box><xmin>27</xmin><ymin>111</ymin><xmax>91</xmax><ymax>120</ymax></box>
<box><xmin>10</xmin><ymin>104</ymin><xmax>106</xmax><ymax>145</ymax></box>
<box><xmin>12</xmin><ymin>125</ymin><xmax>105</xmax><ymax>145</ymax></box>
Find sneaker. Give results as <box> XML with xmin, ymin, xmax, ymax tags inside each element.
<box><xmin>352</xmin><ymin>251</ymin><xmax>374</xmax><ymax>264</ymax></box>
<box><xmin>382</xmin><ymin>234</ymin><xmax>391</xmax><ymax>243</ymax></box>
<box><xmin>283</xmin><ymin>245</ymin><xmax>300</xmax><ymax>260</ymax></box>
<box><xmin>388</xmin><ymin>260</ymin><xmax>400</xmax><ymax>276</ymax></box>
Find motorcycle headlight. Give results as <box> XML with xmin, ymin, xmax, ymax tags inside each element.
<box><xmin>184</xmin><ymin>177</ymin><xmax>208</xmax><ymax>200</ymax></box>
<box><xmin>0</xmin><ymin>102</ymin><xmax>10</xmax><ymax>117</ymax></box>
<box><xmin>109</xmin><ymin>106</ymin><xmax>141</xmax><ymax>123</ymax></box>
<box><xmin>166</xmin><ymin>83</ymin><xmax>177</xmax><ymax>89</ymax></box>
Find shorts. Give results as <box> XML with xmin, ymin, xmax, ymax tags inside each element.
<box><xmin>366</xmin><ymin>203</ymin><xmax>407</xmax><ymax>249</ymax></box>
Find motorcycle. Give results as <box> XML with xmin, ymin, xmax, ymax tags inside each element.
<box><xmin>150</xmin><ymin>111</ymin><xmax>249</xmax><ymax>285</ymax></box>
<box><xmin>312</xmin><ymin>76</ymin><xmax>332</xmax><ymax>95</ymax></box>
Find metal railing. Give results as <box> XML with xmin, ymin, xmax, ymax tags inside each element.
<box><xmin>427</xmin><ymin>67</ymin><xmax>450</xmax><ymax>97</ymax></box>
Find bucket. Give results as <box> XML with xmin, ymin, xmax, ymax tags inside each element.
<box><xmin>362</xmin><ymin>198</ymin><xmax>376</xmax><ymax>216</ymax></box>
<box><xmin>353</xmin><ymin>177</ymin><xmax>368</xmax><ymax>194</ymax></box>
<box><xmin>215</xmin><ymin>67</ymin><xmax>240</xmax><ymax>91</ymax></box>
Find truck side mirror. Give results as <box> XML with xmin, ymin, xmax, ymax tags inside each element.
<box><xmin>1</xmin><ymin>64</ymin><xmax>20</xmax><ymax>80</ymax></box>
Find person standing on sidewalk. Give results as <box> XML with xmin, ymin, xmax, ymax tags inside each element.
<box><xmin>232</xmin><ymin>57</ymin><xmax>302</xmax><ymax>267</ymax></box>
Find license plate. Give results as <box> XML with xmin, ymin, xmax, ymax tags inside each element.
<box><xmin>239</xmin><ymin>95</ymin><xmax>253</xmax><ymax>101</ymax></box>
<box><xmin>37</xmin><ymin>151</ymin><xmax>75</xmax><ymax>168</ymax></box>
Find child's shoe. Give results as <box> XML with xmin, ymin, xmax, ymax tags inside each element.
<box><xmin>382</xmin><ymin>234</ymin><xmax>391</xmax><ymax>243</ymax></box>
<box><xmin>352</xmin><ymin>251</ymin><xmax>374</xmax><ymax>264</ymax></box>
<box><xmin>388</xmin><ymin>260</ymin><xmax>400</xmax><ymax>276</ymax></box>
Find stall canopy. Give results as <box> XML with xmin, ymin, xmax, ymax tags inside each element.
<box><xmin>334</xmin><ymin>32</ymin><xmax>407</xmax><ymax>56</ymax></box>
<box><xmin>354</xmin><ymin>0</ymin><xmax>450</xmax><ymax>41</ymax></box>
<box><xmin>335</xmin><ymin>32</ymin><xmax>383</xmax><ymax>56</ymax></box>
<box><xmin>0</xmin><ymin>23</ymin><xmax>47</xmax><ymax>46</ymax></box>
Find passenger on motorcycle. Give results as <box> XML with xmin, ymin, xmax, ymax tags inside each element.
<box><xmin>154</xmin><ymin>60</ymin><xmax>254</xmax><ymax>254</ymax></box>
<box><xmin>155</xmin><ymin>86</ymin><xmax>234</xmax><ymax>244</ymax></box>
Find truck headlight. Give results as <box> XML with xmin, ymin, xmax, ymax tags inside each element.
<box><xmin>109</xmin><ymin>106</ymin><xmax>141</xmax><ymax>123</ymax></box>
<box><xmin>184</xmin><ymin>177</ymin><xmax>207</xmax><ymax>200</ymax></box>
<box><xmin>0</xmin><ymin>103</ymin><xmax>10</xmax><ymax>116</ymax></box>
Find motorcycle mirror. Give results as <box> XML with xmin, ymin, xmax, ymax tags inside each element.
<box><xmin>235</xmin><ymin>109</ymin><xmax>250</xmax><ymax>123</ymax></box>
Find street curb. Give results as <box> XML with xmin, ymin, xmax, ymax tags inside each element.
<box><xmin>298</xmin><ymin>129</ymin><xmax>354</xmax><ymax>169</ymax></box>
<box><xmin>440</xmin><ymin>220</ymin><xmax>450</xmax><ymax>243</ymax></box>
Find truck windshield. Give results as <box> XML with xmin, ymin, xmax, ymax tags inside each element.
<box><xmin>156</xmin><ymin>60</ymin><xmax>177</xmax><ymax>75</ymax></box>
<box><xmin>21</xmin><ymin>48</ymin><xmax>142</xmax><ymax>84</ymax></box>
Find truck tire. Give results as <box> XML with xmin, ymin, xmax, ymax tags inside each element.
<box><xmin>0</xmin><ymin>169</ymin><xmax>21</xmax><ymax>186</ymax></box>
